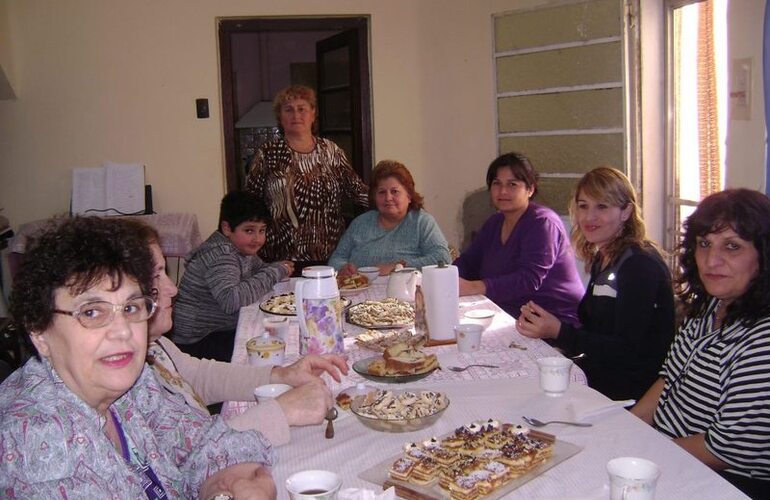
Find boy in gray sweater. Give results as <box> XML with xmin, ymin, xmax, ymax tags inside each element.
<box><xmin>173</xmin><ymin>191</ymin><xmax>294</xmax><ymax>361</ymax></box>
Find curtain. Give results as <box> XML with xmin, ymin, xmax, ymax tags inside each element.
<box><xmin>696</xmin><ymin>0</ymin><xmax>721</xmax><ymax>199</ymax></box>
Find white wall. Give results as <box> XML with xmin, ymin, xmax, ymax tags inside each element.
<box><xmin>724</xmin><ymin>0</ymin><xmax>766</xmax><ymax>191</ymax></box>
<box><xmin>0</xmin><ymin>0</ymin><xmax>765</xmax><ymax>249</ymax></box>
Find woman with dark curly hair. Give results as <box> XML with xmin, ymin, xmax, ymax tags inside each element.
<box><xmin>328</xmin><ymin>159</ymin><xmax>451</xmax><ymax>276</ymax></box>
<box><xmin>517</xmin><ymin>167</ymin><xmax>675</xmax><ymax>400</ymax></box>
<box><xmin>632</xmin><ymin>189</ymin><xmax>770</xmax><ymax>498</ymax></box>
<box><xmin>0</xmin><ymin>217</ymin><xmax>276</xmax><ymax>498</ymax></box>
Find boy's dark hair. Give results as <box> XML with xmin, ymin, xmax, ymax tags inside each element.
<box><xmin>218</xmin><ymin>191</ymin><xmax>271</xmax><ymax>231</ymax></box>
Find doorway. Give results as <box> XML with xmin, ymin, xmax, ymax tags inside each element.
<box><xmin>218</xmin><ymin>17</ymin><xmax>373</xmax><ymax>191</ymax></box>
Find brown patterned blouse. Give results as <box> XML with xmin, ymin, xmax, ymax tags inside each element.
<box><xmin>246</xmin><ymin>137</ymin><xmax>369</xmax><ymax>262</ymax></box>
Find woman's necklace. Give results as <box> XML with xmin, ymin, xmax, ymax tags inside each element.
<box><xmin>286</xmin><ymin>134</ymin><xmax>316</xmax><ymax>153</ymax></box>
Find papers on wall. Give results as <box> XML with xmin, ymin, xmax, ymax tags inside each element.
<box><xmin>71</xmin><ymin>162</ymin><xmax>146</xmax><ymax>216</ymax></box>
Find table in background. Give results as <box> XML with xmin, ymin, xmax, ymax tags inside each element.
<box><xmin>7</xmin><ymin>213</ymin><xmax>201</xmax><ymax>281</ymax></box>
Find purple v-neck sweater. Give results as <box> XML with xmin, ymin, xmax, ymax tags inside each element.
<box><xmin>454</xmin><ymin>203</ymin><xmax>584</xmax><ymax>325</ymax></box>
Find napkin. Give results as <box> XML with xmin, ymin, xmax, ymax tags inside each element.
<box><xmin>338</xmin><ymin>486</ymin><xmax>396</xmax><ymax>500</ymax></box>
<box><xmin>567</xmin><ymin>390</ymin><xmax>636</xmax><ymax>421</ymax></box>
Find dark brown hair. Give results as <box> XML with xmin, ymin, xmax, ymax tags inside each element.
<box><xmin>485</xmin><ymin>152</ymin><xmax>539</xmax><ymax>197</ymax></box>
<box><xmin>10</xmin><ymin>217</ymin><xmax>154</xmax><ymax>336</ymax></box>
<box><xmin>677</xmin><ymin>188</ymin><xmax>770</xmax><ymax>327</ymax></box>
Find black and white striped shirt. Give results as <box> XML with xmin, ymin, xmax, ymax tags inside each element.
<box><xmin>653</xmin><ymin>298</ymin><xmax>770</xmax><ymax>481</ymax></box>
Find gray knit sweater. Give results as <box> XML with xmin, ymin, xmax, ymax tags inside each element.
<box><xmin>172</xmin><ymin>231</ymin><xmax>288</xmax><ymax>344</ymax></box>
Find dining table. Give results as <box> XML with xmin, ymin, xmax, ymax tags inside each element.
<box><xmin>222</xmin><ymin>277</ymin><xmax>748</xmax><ymax>499</ymax></box>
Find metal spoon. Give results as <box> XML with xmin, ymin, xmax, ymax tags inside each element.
<box><xmin>522</xmin><ymin>415</ymin><xmax>592</xmax><ymax>428</ymax></box>
<box><xmin>324</xmin><ymin>407</ymin><xmax>338</xmax><ymax>439</ymax></box>
<box><xmin>447</xmin><ymin>364</ymin><xmax>499</xmax><ymax>372</ymax></box>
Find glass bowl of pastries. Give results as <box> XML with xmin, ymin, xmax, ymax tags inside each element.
<box><xmin>349</xmin><ymin>388</ymin><xmax>450</xmax><ymax>433</ymax></box>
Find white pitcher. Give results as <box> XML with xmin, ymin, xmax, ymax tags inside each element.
<box><xmin>386</xmin><ymin>266</ymin><xmax>422</xmax><ymax>302</ymax></box>
<box><xmin>294</xmin><ymin>266</ymin><xmax>345</xmax><ymax>355</ymax></box>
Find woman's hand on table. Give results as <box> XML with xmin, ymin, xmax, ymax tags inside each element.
<box><xmin>517</xmin><ymin>301</ymin><xmax>561</xmax><ymax>339</ymax></box>
<box><xmin>275</xmin><ymin>379</ymin><xmax>333</xmax><ymax>426</ymax></box>
<box><xmin>270</xmin><ymin>354</ymin><xmax>349</xmax><ymax>386</ymax></box>
<box><xmin>459</xmin><ymin>278</ymin><xmax>486</xmax><ymax>296</ymax></box>
<box><xmin>200</xmin><ymin>464</ymin><xmax>277</xmax><ymax>500</ymax></box>
<box><xmin>378</xmin><ymin>262</ymin><xmax>399</xmax><ymax>276</ymax></box>
<box><xmin>338</xmin><ymin>263</ymin><xmax>358</xmax><ymax>277</ymax></box>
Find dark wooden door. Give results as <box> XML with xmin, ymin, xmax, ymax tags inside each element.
<box><xmin>218</xmin><ymin>17</ymin><xmax>373</xmax><ymax>192</ymax></box>
<box><xmin>316</xmin><ymin>28</ymin><xmax>372</xmax><ymax>184</ymax></box>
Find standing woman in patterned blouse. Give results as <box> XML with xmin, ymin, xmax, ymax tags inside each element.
<box><xmin>246</xmin><ymin>85</ymin><xmax>369</xmax><ymax>270</ymax></box>
<box><xmin>632</xmin><ymin>189</ymin><xmax>770</xmax><ymax>498</ymax></box>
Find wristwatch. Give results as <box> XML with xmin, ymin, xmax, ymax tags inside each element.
<box><xmin>211</xmin><ymin>493</ymin><xmax>234</xmax><ymax>500</ymax></box>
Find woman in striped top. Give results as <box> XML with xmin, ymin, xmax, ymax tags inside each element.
<box><xmin>632</xmin><ymin>189</ymin><xmax>770</xmax><ymax>499</ymax></box>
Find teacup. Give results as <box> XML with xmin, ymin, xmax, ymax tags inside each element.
<box><xmin>358</xmin><ymin>266</ymin><xmax>380</xmax><ymax>284</ymax></box>
<box><xmin>246</xmin><ymin>334</ymin><xmax>286</xmax><ymax>367</ymax></box>
<box><xmin>536</xmin><ymin>356</ymin><xmax>572</xmax><ymax>396</ymax></box>
<box><xmin>263</xmin><ymin>316</ymin><xmax>291</xmax><ymax>341</ymax></box>
<box><xmin>454</xmin><ymin>323</ymin><xmax>484</xmax><ymax>353</ymax></box>
<box><xmin>285</xmin><ymin>469</ymin><xmax>342</xmax><ymax>500</ymax></box>
<box><xmin>607</xmin><ymin>457</ymin><xmax>660</xmax><ymax>500</ymax></box>
<box><xmin>254</xmin><ymin>383</ymin><xmax>292</xmax><ymax>403</ymax></box>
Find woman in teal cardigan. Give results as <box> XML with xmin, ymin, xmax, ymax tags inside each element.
<box><xmin>328</xmin><ymin>160</ymin><xmax>451</xmax><ymax>276</ymax></box>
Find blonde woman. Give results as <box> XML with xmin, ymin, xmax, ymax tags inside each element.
<box><xmin>517</xmin><ymin>167</ymin><xmax>675</xmax><ymax>400</ymax></box>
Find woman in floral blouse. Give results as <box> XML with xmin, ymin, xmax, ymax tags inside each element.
<box><xmin>1</xmin><ymin>217</ymin><xmax>275</xmax><ymax>499</ymax></box>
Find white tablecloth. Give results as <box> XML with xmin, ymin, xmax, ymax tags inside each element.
<box><xmin>222</xmin><ymin>278</ymin><xmax>587</xmax><ymax>419</ymax></box>
<box><xmin>223</xmin><ymin>277</ymin><xmax>747</xmax><ymax>499</ymax></box>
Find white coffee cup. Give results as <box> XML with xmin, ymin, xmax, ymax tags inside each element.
<box><xmin>607</xmin><ymin>457</ymin><xmax>660</xmax><ymax>500</ymax></box>
<box><xmin>263</xmin><ymin>316</ymin><xmax>290</xmax><ymax>341</ymax></box>
<box><xmin>285</xmin><ymin>469</ymin><xmax>342</xmax><ymax>500</ymax></box>
<box><xmin>536</xmin><ymin>356</ymin><xmax>573</xmax><ymax>396</ymax></box>
<box><xmin>454</xmin><ymin>323</ymin><xmax>484</xmax><ymax>352</ymax></box>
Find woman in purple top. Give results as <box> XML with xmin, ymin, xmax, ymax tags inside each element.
<box><xmin>455</xmin><ymin>152</ymin><xmax>584</xmax><ymax>324</ymax></box>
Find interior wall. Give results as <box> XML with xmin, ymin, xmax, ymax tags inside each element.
<box><xmin>724</xmin><ymin>0</ymin><xmax>766</xmax><ymax>191</ymax></box>
<box><xmin>0</xmin><ymin>0</ymin><xmax>765</xmax><ymax>250</ymax></box>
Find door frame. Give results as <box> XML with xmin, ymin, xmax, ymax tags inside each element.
<box><xmin>217</xmin><ymin>16</ymin><xmax>372</xmax><ymax>191</ymax></box>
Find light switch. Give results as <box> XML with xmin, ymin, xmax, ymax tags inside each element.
<box><xmin>196</xmin><ymin>98</ymin><xmax>209</xmax><ymax>119</ymax></box>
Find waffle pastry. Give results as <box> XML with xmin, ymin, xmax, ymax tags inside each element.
<box><xmin>337</xmin><ymin>273</ymin><xmax>369</xmax><ymax>290</ymax></box>
<box><xmin>387</xmin><ymin>419</ymin><xmax>555</xmax><ymax>500</ymax></box>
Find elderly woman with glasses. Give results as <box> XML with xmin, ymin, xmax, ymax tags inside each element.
<box><xmin>0</xmin><ymin>217</ymin><xmax>276</xmax><ymax>498</ymax></box>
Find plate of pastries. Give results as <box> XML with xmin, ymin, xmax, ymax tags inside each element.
<box><xmin>354</xmin><ymin>329</ymin><xmax>426</xmax><ymax>352</ymax></box>
<box><xmin>349</xmin><ymin>388</ymin><xmax>450</xmax><ymax>433</ymax></box>
<box><xmin>259</xmin><ymin>292</ymin><xmax>351</xmax><ymax>316</ymax></box>
<box><xmin>358</xmin><ymin>419</ymin><xmax>580</xmax><ymax>500</ymax></box>
<box><xmin>337</xmin><ymin>273</ymin><xmax>370</xmax><ymax>295</ymax></box>
<box><xmin>347</xmin><ymin>298</ymin><xmax>415</xmax><ymax>329</ymax></box>
<box><xmin>352</xmin><ymin>342</ymin><xmax>439</xmax><ymax>383</ymax></box>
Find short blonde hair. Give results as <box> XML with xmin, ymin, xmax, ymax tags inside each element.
<box><xmin>272</xmin><ymin>85</ymin><xmax>318</xmax><ymax>134</ymax></box>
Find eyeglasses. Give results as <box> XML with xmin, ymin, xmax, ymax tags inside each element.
<box><xmin>53</xmin><ymin>295</ymin><xmax>157</xmax><ymax>329</ymax></box>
